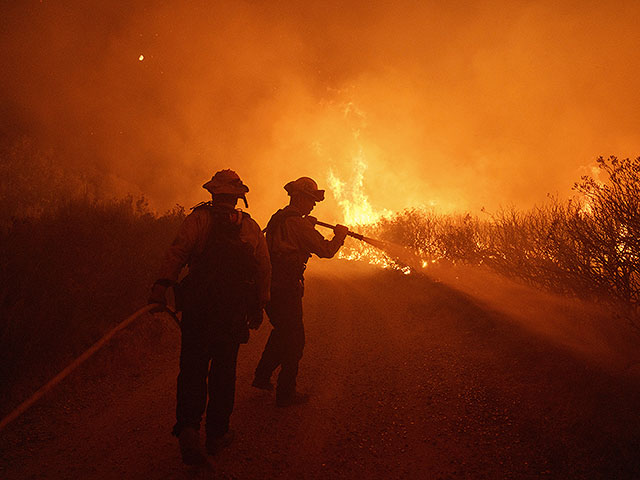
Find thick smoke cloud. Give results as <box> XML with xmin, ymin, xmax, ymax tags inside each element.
<box><xmin>2</xmin><ymin>0</ymin><xmax>639</xmax><ymax>225</ymax></box>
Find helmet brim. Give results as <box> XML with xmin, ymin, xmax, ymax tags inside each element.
<box><xmin>202</xmin><ymin>180</ymin><xmax>249</xmax><ymax>195</ymax></box>
<box><xmin>284</xmin><ymin>181</ymin><xmax>325</xmax><ymax>202</ymax></box>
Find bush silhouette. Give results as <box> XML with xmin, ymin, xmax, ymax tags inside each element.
<box><xmin>344</xmin><ymin>156</ymin><xmax>640</xmax><ymax>320</ymax></box>
<box><xmin>0</xmin><ymin>196</ymin><xmax>184</xmax><ymax>411</ymax></box>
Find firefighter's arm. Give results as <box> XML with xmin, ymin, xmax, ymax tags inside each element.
<box><xmin>254</xmin><ymin>227</ymin><xmax>271</xmax><ymax>308</ymax></box>
<box><xmin>294</xmin><ymin>217</ymin><xmax>348</xmax><ymax>258</ymax></box>
<box><xmin>243</xmin><ymin>217</ymin><xmax>271</xmax><ymax>329</ymax></box>
<box><xmin>150</xmin><ymin>211</ymin><xmax>206</xmax><ymax>305</ymax></box>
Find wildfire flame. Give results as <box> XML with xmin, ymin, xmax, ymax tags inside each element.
<box><xmin>326</xmin><ymin>147</ymin><xmax>421</xmax><ymax>275</ymax></box>
<box><xmin>327</xmin><ymin>149</ymin><xmax>390</xmax><ymax>226</ymax></box>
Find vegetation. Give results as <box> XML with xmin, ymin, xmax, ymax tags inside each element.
<box><xmin>360</xmin><ymin>156</ymin><xmax>640</xmax><ymax>323</ymax></box>
<box><xmin>0</xmin><ymin>195</ymin><xmax>184</xmax><ymax>409</ymax></box>
<box><xmin>1</xmin><ymin>152</ymin><xmax>637</xmax><ymax>411</ymax></box>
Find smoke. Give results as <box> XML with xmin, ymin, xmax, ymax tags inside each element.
<box><xmin>2</xmin><ymin>0</ymin><xmax>640</xmax><ymax>226</ymax></box>
<box><xmin>417</xmin><ymin>262</ymin><xmax>640</xmax><ymax>372</ymax></box>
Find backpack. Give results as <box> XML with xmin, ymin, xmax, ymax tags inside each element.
<box><xmin>177</xmin><ymin>203</ymin><xmax>258</xmax><ymax>342</ymax></box>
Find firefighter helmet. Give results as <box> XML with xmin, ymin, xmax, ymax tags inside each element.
<box><xmin>284</xmin><ymin>177</ymin><xmax>325</xmax><ymax>202</ymax></box>
<box><xmin>203</xmin><ymin>169</ymin><xmax>249</xmax><ymax>195</ymax></box>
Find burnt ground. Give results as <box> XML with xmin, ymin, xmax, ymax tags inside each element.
<box><xmin>1</xmin><ymin>260</ymin><xmax>640</xmax><ymax>479</ymax></box>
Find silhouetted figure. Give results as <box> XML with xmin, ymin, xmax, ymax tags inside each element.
<box><xmin>253</xmin><ymin>177</ymin><xmax>348</xmax><ymax>407</ymax></box>
<box><xmin>149</xmin><ymin>170</ymin><xmax>270</xmax><ymax>465</ymax></box>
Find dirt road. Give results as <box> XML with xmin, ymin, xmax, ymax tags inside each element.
<box><xmin>1</xmin><ymin>260</ymin><xmax>639</xmax><ymax>479</ymax></box>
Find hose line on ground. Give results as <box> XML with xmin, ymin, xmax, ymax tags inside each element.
<box><xmin>0</xmin><ymin>303</ymin><xmax>178</xmax><ymax>433</ymax></box>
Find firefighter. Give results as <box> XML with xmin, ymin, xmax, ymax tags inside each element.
<box><xmin>252</xmin><ymin>177</ymin><xmax>348</xmax><ymax>407</ymax></box>
<box><xmin>149</xmin><ymin>169</ymin><xmax>270</xmax><ymax>465</ymax></box>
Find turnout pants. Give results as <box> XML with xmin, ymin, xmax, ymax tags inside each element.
<box><xmin>173</xmin><ymin>311</ymin><xmax>240</xmax><ymax>440</ymax></box>
<box><xmin>254</xmin><ymin>284</ymin><xmax>304</xmax><ymax>401</ymax></box>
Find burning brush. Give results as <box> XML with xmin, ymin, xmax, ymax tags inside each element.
<box><xmin>313</xmin><ymin>219</ymin><xmax>423</xmax><ymax>273</ymax></box>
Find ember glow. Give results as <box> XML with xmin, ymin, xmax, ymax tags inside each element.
<box><xmin>326</xmin><ymin>151</ymin><xmax>422</xmax><ymax>274</ymax></box>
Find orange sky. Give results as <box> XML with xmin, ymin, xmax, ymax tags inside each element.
<box><xmin>1</xmin><ymin>0</ymin><xmax>639</xmax><ymax>226</ymax></box>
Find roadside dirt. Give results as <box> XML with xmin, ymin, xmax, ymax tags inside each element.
<box><xmin>1</xmin><ymin>260</ymin><xmax>639</xmax><ymax>479</ymax></box>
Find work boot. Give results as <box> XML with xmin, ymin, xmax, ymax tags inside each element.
<box><xmin>251</xmin><ymin>377</ymin><xmax>274</xmax><ymax>391</ymax></box>
<box><xmin>178</xmin><ymin>427</ymin><xmax>206</xmax><ymax>465</ymax></box>
<box><xmin>205</xmin><ymin>430</ymin><xmax>235</xmax><ymax>456</ymax></box>
<box><xmin>276</xmin><ymin>391</ymin><xmax>310</xmax><ymax>408</ymax></box>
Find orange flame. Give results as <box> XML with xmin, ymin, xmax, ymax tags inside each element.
<box><xmin>326</xmin><ymin>148</ymin><xmax>390</xmax><ymax>227</ymax></box>
<box><xmin>325</xmin><ymin>147</ymin><xmax>424</xmax><ymax>274</ymax></box>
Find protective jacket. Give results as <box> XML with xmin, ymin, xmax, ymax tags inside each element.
<box><xmin>157</xmin><ymin>203</ymin><xmax>270</xmax><ymax>304</ymax></box>
<box><xmin>157</xmin><ymin>202</ymin><xmax>270</xmax><ymax>343</ymax></box>
<box><xmin>265</xmin><ymin>205</ymin><xmax>345</xmax><ymax>289</ymax></box>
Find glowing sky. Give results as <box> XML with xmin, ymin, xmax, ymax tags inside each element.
<box><xmin>2</xmin><ymin>0</ymin><xmax>639</xmax><ymax>225</ymax></box>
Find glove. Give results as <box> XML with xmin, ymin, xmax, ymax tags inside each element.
<box><xmin>148</xmin><ymin>282</ymin><xmax>168</xmax><ymax>313</ymax></box>
<box><xmin>306</xmin><ymin>215</ymin><xmax>318</xmax><ymax>226</ymax></box>
<box><xmin>333</xmin><ymin>224</ymin><xmax>349</xmax><ymax>242</ymax></box>
<box><xmin>247</xmin><ymin>308</ymin><xmax>264</xmax><ymax>330</ymax></box>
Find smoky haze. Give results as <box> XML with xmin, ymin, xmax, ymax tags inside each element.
<box><xmin>2</xmin><ymin>0</ymin><xmax>640</xmax><ymax>226</ymax></box>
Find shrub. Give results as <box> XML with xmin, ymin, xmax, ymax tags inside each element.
<box><xmin>0</xmin><ymin>196</ymin><xmax>184</xmax><ymax>409</ymax></box>
<box><xmin>343</xmin><ymin>156</ymin><xmax>640</xmax><ymax>318</ymax></box>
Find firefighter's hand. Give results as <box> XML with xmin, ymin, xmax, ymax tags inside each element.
<box><xmin>148</xmin><ymin>283</ymin><xmax>167</xmax><ymax>312</ymax></box>
<box><xmin>333</xmin><ymin>224</ymin><xmax>349</xmax><ymax>241</ymax></box>
<box><xmin>306</xmin><ymin>215</ymin><xmax>318</xmax><ymax>226</ymax></box>
<box><xmin>248</xmin><ymin>309</ymin><xmax>264</xmax><ymax>330</ymax></box>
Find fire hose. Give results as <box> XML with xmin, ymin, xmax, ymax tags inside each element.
<box><xmin>314</xmin><ymin>220</ymin><xmax>390</xmax><ymax>250</ymax></box>
<box><xmin>314</xmin><ymin>219</ymin><xmax>422</xmax><ymax>268</ymax></box>
<box><xmin>0</xmin><ymin>303</ymin><xmax>180</xmax><ymax>433</ymax></box>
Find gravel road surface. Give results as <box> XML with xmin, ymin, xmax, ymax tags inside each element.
<box><xmin>1</xmin><ymin>260</ymin><xmax>639</xmax><ymax>479</ymax></box>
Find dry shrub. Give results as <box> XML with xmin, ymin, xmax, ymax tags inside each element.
<box><xmin>369</xmin><ymin>156</ymin><xmax>640</xmax><ymax>320</ymax></box>
<box><xmin>0</xmin><ymin>196</ymin><xmax>184</xmax><ymax>409</ymax></box>
<box><xmin>569</xmin><ymin>156</ymin><xmax>640</xmax><ymax>305</ymax></box>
